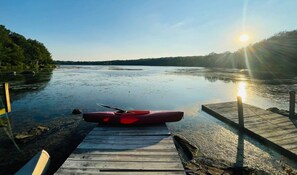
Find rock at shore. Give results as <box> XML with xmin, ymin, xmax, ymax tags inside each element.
<box><xmin>14</xmin><ymin>125</ymin><xmax>49</xmax><ymax>143</ymax></box>
<box><xmin>72</xmin><ymin>109</ymin><xmax>82</xmax><ymax>115</ymax></box>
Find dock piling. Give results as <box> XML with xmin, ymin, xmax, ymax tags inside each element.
<box><xmin>237</xmin><ymin>96</ymin><xmax>244</xmax><ymax>129</ymax></box>
<box><xmin>289</xmin><ymin>91</ymin><xmax>296</xmax><ymax>118</ymax></box>
<box><xmin>1</xmin><ymin>83</ymin><xmax>11</xmax><ymax>115</ymax></box>
<box><xmin>202</xmin><ymin>101</ymin><xmax>297</xmax><ymax>161</ymax></box>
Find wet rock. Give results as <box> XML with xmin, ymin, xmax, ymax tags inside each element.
<box><xmin>207</xmin><ymin>166</ymin><xmax>225</xmax><ymax>175</ymax></box>
<box><xmin>72</xmin><ymin>109</ymin><xmax>82</xmax><ymax>115</ymax></box>
<box><xmin>173</xmin><ymin>135</ymin><xmax>202</xmax><ymax>162</ymax></box>
<box><xmin>35</xmin><ymin>126</ymin><xmax>49</xmax><ymax>133</ymax></box>
<box><xmin>14</xmin><ymin>125</ymin><xmax>49</xmax><ymax>143</ymax></box>
<box><xmin>15</xmin><ymin>133</ymin><xmax>34</xmax><ymax>140</ymax></box>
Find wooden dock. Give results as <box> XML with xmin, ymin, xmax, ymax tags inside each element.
<box><xmin>202</xmin><ymin>102</ymin><xmax>297</xmax><ymax>160</ymax></box>
<box><xmin>55</xmin><ymin>124</ymin><xmax>185</xmax><ymax>175</ymax></box>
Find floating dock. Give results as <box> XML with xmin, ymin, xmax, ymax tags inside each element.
<box><xmin>55</xmin><ymin>124</ymin><xmax>185</xmax><ymax>174</ymax></box>
<box><xmin>202</xmin><ymin>102</ymin><xmax>297</xmax><ymax>160</ymax></box>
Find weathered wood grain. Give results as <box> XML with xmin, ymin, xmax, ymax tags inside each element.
<box><xmin>78</xmin><ymin>142</ymin><xmax>177</xmax><ymax>150</ymax></box>
<box><xmin>73</xmin><ymin>148</ymin><xmax>180</xmax><ymax>156</ymax></box>
<box><xmin>60</xmin><ymin>161</ymin><xmax>184</xmax><ymax>170</ymax></box>
<box><xmin>84</xmin><ymin>135</ymin><xmax>172</xmax><ymax>141</ymax></box>
<box><xmin>202</xmin><ymin>101</ymin><xmax>297</xmax><ymax>160</ymax></box>
<box><xmin>56</xmin><ymin>168</ymin><xmax>185</xmax><ymax>175</ymax></box>
<box><xmin>68</xmin><ymin>154</ymin><xmax>181</xmax><ymax>162</ymax></box>
<box><xmin>83</xmin><ymin>138</ymin><xmax>174</xmax><ymax>145</ymax></box>
<box><xmin>55</xmin><ymin>123</ymin><xmax>185</xmax><ymax>174</ymax></box>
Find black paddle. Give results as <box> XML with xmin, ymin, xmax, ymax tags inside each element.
<box><xmin>96</xmin><ymin>103</ymin><xmax>126</xmax><ymax>113</ymax></box>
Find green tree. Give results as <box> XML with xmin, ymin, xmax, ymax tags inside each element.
<box><xmin>0</xmin><ymin>24</ymin><xmax>53</xmax><ymax>69</ymax></box>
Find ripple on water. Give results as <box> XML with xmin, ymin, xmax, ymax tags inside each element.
<box><xmin>1</xmin><ymin>65</ymin><xmax>297</xmax><ymax>174</ymax></box>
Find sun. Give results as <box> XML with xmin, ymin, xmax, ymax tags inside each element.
<box><xmin>239</xmin><ymin>34</ymin><xmax>249</xmax><ymax>43</ymax></box>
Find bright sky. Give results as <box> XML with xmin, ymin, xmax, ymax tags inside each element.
<box><xmin>0</xmin><ymin>0</ymin><xmax>296</xmax><ymax>61</ymax></box>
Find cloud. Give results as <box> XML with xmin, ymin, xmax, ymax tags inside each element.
<box><xmin>169</xmin><ymin>21</ymin><xmax>186</xmax><ymax>29</ymax></box>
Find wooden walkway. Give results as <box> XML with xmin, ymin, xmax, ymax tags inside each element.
<box><xmin>55</xmin><ymin>124</ymin><xmax>185</xmax><ymax>175</ymax></box>
<box><xmin>202</xmin><ymin>102</ymin><xmax>297</xmax><ymax>160</ymax></box>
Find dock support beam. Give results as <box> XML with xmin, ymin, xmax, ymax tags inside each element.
<box><xmin>289</xmin><ymin>91</ymin><xmax>295</xmax><ymax>118</ymax></box>
<box><xmin>237</xmin><ymin>96</ymin><xmax>244</xmax><ymax>130</ymax></box>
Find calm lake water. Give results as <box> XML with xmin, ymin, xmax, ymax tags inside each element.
<box><xmin>1</xmin><ymin>65</ymin><xmax>297</xmax><ymax>174</ymax></box>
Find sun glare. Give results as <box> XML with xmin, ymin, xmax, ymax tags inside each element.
<box><xmin>237</xmin><ymin>82</ymin><xmax>247</xmax><ymax>102</ymax></box>
<box><xmin>239</xmin><ymin>34</ymin><xmax>249</xmax><ymax>43</ymax></box>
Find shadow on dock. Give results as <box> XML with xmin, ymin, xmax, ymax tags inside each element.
<box><xmin>202</xmin><ymin>102</ymin><xmax>297</xmax><ymax>164</ymax></box>
<box><xmin>235</xmin><ymin>131</ymin><xmax>244</xmax><ymax>173</ymax></box>
<box><xmin>55</xmin><ymin>124</ymin><xmax>186</xmax><ymax>174</ymax></box>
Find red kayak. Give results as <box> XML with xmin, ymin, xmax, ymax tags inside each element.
<box><xmin>83</xmin><ymin>110</ymin><xmax>184</xmax><ymax>125</ymax></box>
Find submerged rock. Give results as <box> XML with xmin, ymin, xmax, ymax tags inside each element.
<box><xmin>72</xmin><ymin>109</ymin><xmax>82</xmax><ymax>115</ymax></box>
<box><xmin>15</xmin><ymin>133</ymin><xmax>34</xmax><ymax>140</ymax></box>
<box><xmin>14</xmin><ymin>125</ymin><xmax>49</xmax><ymax>143</ymax></box>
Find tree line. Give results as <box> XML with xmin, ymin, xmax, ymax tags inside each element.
<box><xmin>0</xmin><ymin>25</ymin><xmax>53</xmax><ymax>70</ymax></box>
<box><xmin>56</xmin><ymin>30</ymin><xmax>297</xmax><ymax>74</ymax></box>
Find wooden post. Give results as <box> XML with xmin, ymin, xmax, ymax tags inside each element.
<box><xmin>237</xmin><ymin>96</ymin><xmax>244</xmax><ymax>129</ymax></box>
<box><xmin>289</xmin><ymin>91</ymin><xmax>295</xmax><ymax>118</ymax></box>
<box><xmin>3</xmin><ymin>83</ymin><xmax>11</xmax><ymax>113</ymax></box>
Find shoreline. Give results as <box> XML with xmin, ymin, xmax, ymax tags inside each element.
<box><xmin>0</xmin><ymin>115</ymin><xmax>96</xmax><ymax>175</ymax></box>
<box><xmin>1</xmin><ymin>118</ymin><xmax>297</xmax><ymax>175</ymax></box>
<box><xmin>174</xmin><ymin>135</ymin><xmax>296</xmax><ymax>175</ymax></box>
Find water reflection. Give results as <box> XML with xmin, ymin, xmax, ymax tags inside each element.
<box><xmin>1</xmin><ymin>72</ymin><xmax>53</xmax><ymax>101</ymax></box>
<box><xmin>237</xmin><ymin>82</ymin><xmax>247</xmax><ymax>102</ymax></box>
<box><xmin>170</xmin><ymin>68</ymin><xmax>247</xmax><ymax>83</ymax></box>
<box><xmin>0</xmin><ymin>65</ymin><xmax>297</xmax><ymax>174</ymax></box>
<box><xmin>0</xmin><ymin>71</ymin><xmax>53</xmax><ymax>129</ymax></box>
<box><xmin>171</xmin><ymin>68</ymin><xmax>297</xmax><ymax>85</ymax></box>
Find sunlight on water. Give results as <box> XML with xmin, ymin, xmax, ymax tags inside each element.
<box><xmin>2</xmin><ymin>65</ymin><xmax>297</xmax><ymax>174</ymax></box>
<box><xmin>237</xmin><ymin>82</ymin><xmax>247</xmax><ymax>102</ymax></box>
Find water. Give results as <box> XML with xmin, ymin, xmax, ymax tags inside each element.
<box><xmin>1</xmin><ymin>65</ymin><xmax>297</xmax><ymax>174</ymax></box>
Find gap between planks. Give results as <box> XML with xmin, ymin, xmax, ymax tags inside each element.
<box><xmin>202</xmin><ymin>101</ymin><xmax>297</xmax><ymax>160</ymax></box>
<box><xmin>55</xmin><ymin>123</ymin><xmax>185</xmax><ymax>174</ymax></box>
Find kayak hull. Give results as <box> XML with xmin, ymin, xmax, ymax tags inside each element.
<box><xmin>83</xmin><ymin>110</ymin><xmax>183</xmax><ymax>125</ymax></box>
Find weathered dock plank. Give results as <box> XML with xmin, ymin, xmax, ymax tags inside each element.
<box><xmin>77</xmin><ymin>142</ymin><xmax>177</xmax><ymax>150</ymax></box>
<box><xmin>73</xmin><ymin>148</ymin><xmax>180</xmax><ymax>156</ymax></box>
<box><xmin>202</xmin><ymin>101</ymin><xmax>297</xmax><ymax>160</ymax></box>
<box><xmin>55</xmin><ymin>124</ymin><xmax>185</xmax><ymax>174</ymax></box>
<box><xmin>88</xmin><ymin>130</ymin><xmax>170</xmax><ymax>136</ymax></box>
<box><xmin>56</xmin><ymin>169</ymin><xmax>185</xmax><ymax>175</ymax></box>
<box><xmin>68</xmin><ymin>154</ymin><xmax>181</xmax><ymax>162</ymax></box>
